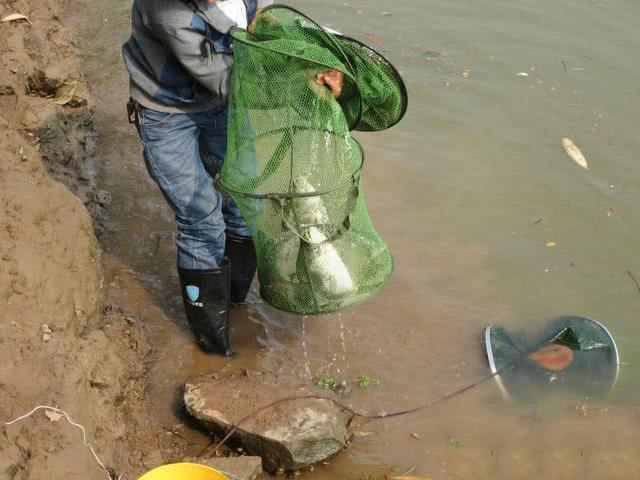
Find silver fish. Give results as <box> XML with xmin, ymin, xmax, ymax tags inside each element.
<box><xmin>288</xmin><ymin>176</ymin><xmax>332</xmax><ymax>243</ymax></box>
<box><xmin>287</xmin><ymin>176</ymin><xmax>355</xmax><ymax>297</ymax></box>
<box><xmin>301</xmin><ymin>238</ymin><xmax>355</xmax><ymax>297</ymax></box>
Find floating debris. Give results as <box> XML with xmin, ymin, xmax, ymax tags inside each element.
<box><xmin>627</xmin><ymin>270</ymin><xmax>640</xmax><ymax>296</ymax></box>
<box><xmin>562</xmin><ymin>137</ymin><xmax>589</xmax><ymax>170</ymax></box>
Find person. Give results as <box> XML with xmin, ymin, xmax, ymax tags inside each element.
<box><xmin>122</xmin><ymin>0</ymin><xmax>343</xmax><ymax>356</ymax></box>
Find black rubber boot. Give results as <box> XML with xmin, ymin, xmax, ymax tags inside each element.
<box><xmin>225</xmin><ymin>234</ymin><xmax>257</xmax><ymax>304</ymax></box>
<box><xmin>178</xmin><ymin>259</ymin><xmax>234</xmax><ymax>356</ymax></box>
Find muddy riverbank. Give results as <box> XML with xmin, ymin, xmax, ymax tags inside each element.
<box><xmin>0</xmin><ymin>1</ymin><xmax>161</xmax><ymax>478</ymax></box>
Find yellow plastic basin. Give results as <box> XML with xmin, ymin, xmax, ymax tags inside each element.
<box><xmin>138</xmin><ymin>463</ymin><xmax>229</xmax><ymax>480</ymax></box>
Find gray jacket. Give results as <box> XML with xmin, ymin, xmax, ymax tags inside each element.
<box><xmin>122</xmin><ymin>0</ymin><xmax>271</xmax><ymax>113</ymax></box>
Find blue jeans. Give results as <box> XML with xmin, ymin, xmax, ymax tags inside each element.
<box><xmin>136</xmin><ymin>105</ymin><xmax>250</xmax><ymax>270</ymax></box>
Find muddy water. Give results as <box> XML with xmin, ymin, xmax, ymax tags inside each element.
<box><xmin>70</xmin><ymin>0</ymin><xmax>640</xmax><ymax>478</ymax></box>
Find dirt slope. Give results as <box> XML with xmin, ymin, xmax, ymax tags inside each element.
<box><xmin>0</xmin><ymin>1</ymin><xmax>157</xmax><ymax>479</ymax></box>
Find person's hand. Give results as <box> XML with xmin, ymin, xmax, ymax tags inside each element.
<box><xmin>315</xmin><ymin>69</ymin><xmax>344</xmax><ymax>98</ymax></box>
<box><xmin>248</xmin><ymin>9</ymin><xmax>264</xmax><ymax>33</ymax></box>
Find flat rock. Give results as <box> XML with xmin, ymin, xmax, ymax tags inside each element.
<box><xmin>184</xmin><ymin>371</ymin><xmax>348</xmax><ymax>473</ymax></box>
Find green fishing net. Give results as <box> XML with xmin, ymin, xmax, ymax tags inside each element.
<box><xmin>217</xmin><ymin>6</ymin><xmax>407</xmax><ymax>314</ymax></box>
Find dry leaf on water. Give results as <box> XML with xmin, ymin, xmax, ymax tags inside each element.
<box><xmin>54</xmin><ymin>83</ymin><xmax>78</xmax><ymax>105</ymax></box>
<box><xmin>1</xmin><ymin>13</ymin><xmax>29</xmax><ymax>22</ymax></box>
<box><xmin>54</xmin><ymin>81</ymin><xmax>88</xmax><ymax>106</ymax></box>
<box><xmin>562</xmin><ymin>137</ymin><xmax>588</xmax><ymax>170</ymax></box>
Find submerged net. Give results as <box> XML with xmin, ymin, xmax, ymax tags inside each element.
<box><xmin>485</xmin><ymin>316</ymin><xmax>620</xmax><ymax>402</ymax></box>
<box><xmin>218</xmin><ymin>6</ymin><xmax>407</xmax><ymax>314</ymax></box>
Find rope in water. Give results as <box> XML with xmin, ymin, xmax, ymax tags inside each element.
<box><xmin>205</xmin><ymin>357</ymin><xmax>524</xmax><ymax>456</ymax></box>
<box><xmin>5</xmin><ymin>337</ymin><xmax>623</xmax><ymax>475</ymax></box>
<box><xmin>3</xmin><ymin>364</ymin><xmax>516</xmax><ymax>478</ymax></box>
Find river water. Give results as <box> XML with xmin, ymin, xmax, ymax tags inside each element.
<box><xmin>69</xmin><ymin>0</ymin><xmax>640</xmax><ymax>478</ymax></box>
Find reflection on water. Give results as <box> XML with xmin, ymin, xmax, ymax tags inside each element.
<box><xmin>69</xmin><ymin>0</ymin><xmax>639</xmax><ymax>478</ymax></box>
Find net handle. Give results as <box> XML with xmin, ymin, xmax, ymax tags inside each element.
<box><xmin>336</xmin><ymin>35</ymin><xmax>409</xmax><ymax>131</ymax></box>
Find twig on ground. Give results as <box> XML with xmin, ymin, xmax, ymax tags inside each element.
<box><xmin>627</xmin><ymin>270</ymin><xmax>640</xmax><ymax>296</ymax></box>
<box><xmin>4</xmin><ymin>406</ymin><xmax>121</xmax><ymax>480</ymax></box>
<box><xmin>398</xmin><ymin>465</ymin><xmax>416</xmax><ymax>476</ymax></box>
<box><xmin>31</xmin><ymin>127</ymin><xmax>55</xmax><ymax>145</ymax></box>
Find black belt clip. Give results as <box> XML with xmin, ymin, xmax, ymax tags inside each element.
<box><xmin>127</xmin><ymin>97</ymin><xmax>138</xmax><ymax>124</ymax></box>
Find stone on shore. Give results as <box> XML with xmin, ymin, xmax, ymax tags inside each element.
<box><xmin>184</xmin><ymin>371</ymin><xmax>349</xmax><ymax>473</ymax></box>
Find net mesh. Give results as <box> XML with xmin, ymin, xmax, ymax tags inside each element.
<box><xmin>218</xmin><ymin>6</ymin><xmax>405</xmax><ymax>314</ymax></box>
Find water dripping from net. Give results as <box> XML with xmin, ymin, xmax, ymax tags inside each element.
<box><xmin>301</xmin><ymin>315</ymin><xmax>312</xmax><ymax>380</ymax></box>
